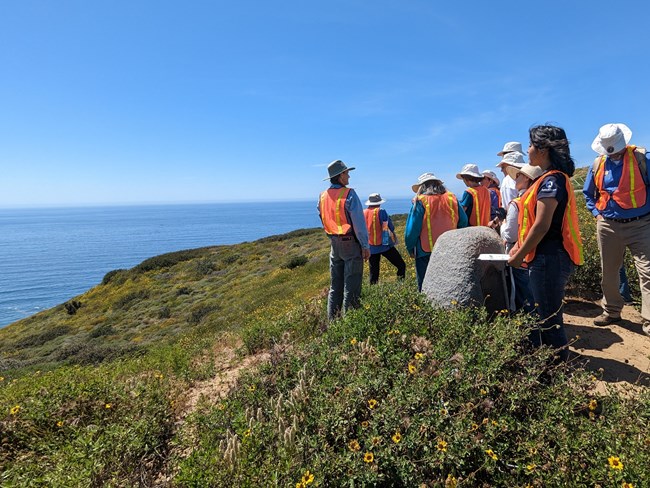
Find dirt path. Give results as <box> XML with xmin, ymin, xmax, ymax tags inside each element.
<box><xmin>564</xmin><ymin>298</ymin><xmax>650</xmax><ymax>394</ymax></box>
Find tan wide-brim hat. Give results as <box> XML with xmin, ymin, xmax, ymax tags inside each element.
<box><xmin>456</xmin><ymin>163</ymin><xmax>482</xmax><ymax>179</ymax></box>
<box><xmin>481</xmin><ymin>170</ymin><xmax>500</xmax><ymax>186</ymax></box>
<box><xmin>505</xmin><ymin>163</ymin><xmax>545</xmax><ymax>182</ymax></box>
<box><xmin>497</xmin><ymin>141</ymin><xmax>524</xmax><ymax>157</ymax></box>
<box><xmin>591</xmin><ymin>123</ymin><xmax>632</xmax><ymax>156</ymax></box>
<box><xmin>496</xmin><ymin>151</ymin><xmax>525</xmax><ymax>168</ymax></box>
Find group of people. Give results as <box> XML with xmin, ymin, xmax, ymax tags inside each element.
<box><xmin>318</xmin><ymin>123</ymin><xmax>650</xmax><ymax>362</ymax></box>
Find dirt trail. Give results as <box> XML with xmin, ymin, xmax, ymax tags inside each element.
<box><xmin>564</xmin><ymin>298</ymin><xmax>650</xmax><ymax>394</ymax></box>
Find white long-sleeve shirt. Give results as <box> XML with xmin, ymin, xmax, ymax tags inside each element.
<box><xmin>500</xmin><ymin>175</ymin><xmax>518</xmax><ymax>210</ymax></box>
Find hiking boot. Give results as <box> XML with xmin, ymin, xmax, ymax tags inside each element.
<box><xmin>643</xmin><ymin>321</ymin><xmax>650</xmax><ymax>337</ymax></box>
<box><xmin>593</xmin><ymin>313</ymin><xmax>622</xmax><ymax>326</ymax></box>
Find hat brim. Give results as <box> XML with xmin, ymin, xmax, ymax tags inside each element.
<box><xmin>591</xmin><ymin>124</ymin><xmax>632</xmax><ymax>156</ymax></box>
<box><xmin>323</xmin><ymin>166</ymin><xmax>355</xmax><ymax>181</ymax></box>
<box><xmin>365</xmin><ymin>199</ymin><xmax>386</xmax><ymax>206</ymax></box>
<box><xmin>504</xmin><ymin>165</ymin><xmax>520</xmax><ymax>180</ymax></box>
<box><xmin>412</xmin><ymin>178</ymin><xmax>443</xmax><ymax>192</ymax></box>
<box><xmin>456</xmin><ymin>171</ymin><xmax>483</xmax><ymax>179</ymax></box>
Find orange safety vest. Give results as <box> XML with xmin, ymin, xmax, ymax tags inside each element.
<box><xmin>417</xmin><ymin>193</ymin><xmax>458</xmax><ymax>252</ymax></box>
<box><xmin>466</xmin><ymin>186</ymin><xmax>491</xmax><ymax>226</ymax></box>
<box><xmin>489</xmin><ymin>187</ymin><xmax>502</xmax><ymax>208</ymax></box>
<box><xmin>363</xmin><ymin>207</ymin><xmax>389</xmax><ymax>246</ymax></box>
<box><xmin>517</xmin><ymin>170</ymin><xmax>583</xmax><ymax>266</ymax></box>
<box><xmin>594</xmin><ymin>145</ymin><xmax>647</xmax><ymax>211</ymax></box>
<box><xmin>320</xmin><ymin>187</ymin><xmax>352</xmax><ymax>235</ymax></box>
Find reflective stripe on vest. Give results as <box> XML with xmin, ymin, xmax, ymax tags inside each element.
<box><xmin>417</xmin><ymin>193</ymin><xmax>458</xmax><ymax>253</ymax></box>
<box><xmin>320</xmin><ymin>187</ymin><xmax>352</xmax><ymax>235</ymax></box>
<box><xmin>517</xmin><ymin>170</ymin><xmax>583</xmax><ymax>266</ymax></box>
<box><xmin>467</xmin><ymin>186</ymin><xmax>491</xmax><ymax>226</ymax></box>
<box><xmin>364</xmin><ymin>208</ymin><xmax>383</xmax><ymax>246</ymax></box>
<box><xmin>594</xmin><ymin>145</ymin><xmax>647</xmax><ymax>211</ymax></box>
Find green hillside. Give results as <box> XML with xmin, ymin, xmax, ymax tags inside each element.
<box><xmin>1</xmin><ymin>203</ymin><xmax>648</xmax><ymax>486</ymax></box>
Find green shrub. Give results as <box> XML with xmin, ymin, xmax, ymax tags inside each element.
<box><xmin>101</xmin><ymin>269</ymin><xmax>128</xmax><ymax>285</ymax></box>
<box><xmin>188</xmin><ymin>304</ymin><xmax>218</xmax><ymax>325</ymax></box>
<box><xmin>133</xmin><ymin>248</ymin><xmax>210</xmax><ymax>273</ymax></box>
<box><xmin>283</xmin><ymin>255</ymin><xmax>309</xmax><ymax>270</ymax></box>
<box><xmin>112</xmin><ymin>289</ymin><xmax>150</xmax><ymax>310</ymax></box>
<box><xmin>176</xmin><ymin>283</ymin><xmax>649</xmax><ymax>487</ymax></box>
<box><xmin>13</xmin><ymin>325</ymin><xmax>72</xmax><ymax>349</ymax></box>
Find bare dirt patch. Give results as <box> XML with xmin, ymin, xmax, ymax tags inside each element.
<box><xmin>564</xmin><ymin>298</ymin><xmax>650</xmax><ymax>394</ymax></box>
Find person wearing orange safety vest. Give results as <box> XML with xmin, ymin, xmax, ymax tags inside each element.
<box><xmin>481</xmin><ymin>169</ymin><xmax>504</xmax><ymax>220</ymax></box>
<box><xmin>583</xmin><ymin>123</ymin><xmax>650</xmax><ymax>337</ymax></box>
<box><xmin>405</xmin><ymin>173</ymin><xmax>468</xmax><ymax>291</ymax></box>
<box><xmin>456</xmin><ymin>164</ymin><xmax>492</xmax><ymax>227</ymax></box>
<box><xmin>318</xmin><ymin>160</ymin><xmax>370</xmax><ymax>322</ymax></box>
<box><xmin>509</xmin><ymin>125</ymin><xmax>584</xmax><ymax>362</ymax></box>
<box><xmin>363</xmin><ymin>193</ymin><xmax>406</xmax><ymax>285</ymax></box>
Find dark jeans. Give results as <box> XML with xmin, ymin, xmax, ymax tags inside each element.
<box><xmin>369</xmin><ymin>247</ymin><xmax>406</xmax><ymax>284</ymax></box>
<box><xmin>619</xmin><ymin>266</ymin><xmax>633</xmax><ymax>303</ymax></box>
<box><xmin>415</xmin><ymin>254</ymin><xmax>431</xmax><ymax>292</ymax></box>
<box><xmin>328</xmin><ymin>235</ymin><xmax>364</xmax><ymax>321</ymax></box>
<box><xmin>527</xmin><ymin>250</ymin><xmax>575</xmax><ymax>362</ymax></box>
<box><xmin>511</xmin><ymin>266</ymin><xmax>535</xmax><ymax>314</ymax></box>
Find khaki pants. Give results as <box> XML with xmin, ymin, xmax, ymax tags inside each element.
<box><xmin>596</xmin><ymin>213</ymin><xmax>650</xmax><ymax>321</ymax></box>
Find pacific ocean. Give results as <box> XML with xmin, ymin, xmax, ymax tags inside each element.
<box><xmin>0</xmin><ymin>199</ymin><xmax>412</xmax><ymax>328</ymax></box>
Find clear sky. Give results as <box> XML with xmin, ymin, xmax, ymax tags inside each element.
<box><xmin>1</xmin><ymin>0</ymin><xmax>649</xmax><ymax>207</ymax></box>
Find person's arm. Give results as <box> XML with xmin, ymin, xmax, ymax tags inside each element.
<box><xmin>508</xmin><ymin>198</ymin><xmax>558</xmax><ymax>268</ymax></box>
<box><xmin>456</xmin><ymin>201</ymin><xmax>468</xmax><ymax>228</ymax></box>
<box><xmin>582</xmin><ymin>165</ymin><xmax>601</xmax><ymax>219</ymax></box>
<box><xmin>384</xmin><ymin>211</ymin><xmax>398</xmax><ymax>244</ymax></box>
<box><xmin>345</xmin><ymin>189</ymin><xmax>371</xmax><ymax>259</ymax></box>
<box><xmin>404</xmin><ymin>201</ymin><xmax>424</xmax><ymax>256</ymax></box>
<box><xmin>459</xmin><ymin>191</ymin><xmax>472</xmax><ymax>214</ymax></box>
<box><xmin>500</xmin><ymin>201</ymin><xmax>519</xmax><ymax>243</ymax></box>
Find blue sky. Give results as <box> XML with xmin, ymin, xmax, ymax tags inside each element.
<box><xmin>1</xmin><ymin>0</ymin><xmax>649</xmax><ymax>207</ymax></box>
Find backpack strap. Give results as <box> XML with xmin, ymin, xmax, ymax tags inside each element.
<box><xmin>634</xmin><ymin>146</ymin><xmax>647</xmax><ymax>182</ymax></box>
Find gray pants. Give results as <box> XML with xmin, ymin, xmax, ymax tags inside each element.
<box><xmin>328</xmin><ymin>235</ymin><xmax>364</xmax><ymax>321</ymax></box>
<box><xmin>597</xmin><ymin>213</ymin><xmax>650</xmax><ymax>321</ymax></box>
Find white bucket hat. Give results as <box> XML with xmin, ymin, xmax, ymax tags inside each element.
<box><xmin>496</xmin><ymin>151</ymin><xmax>525</xmax><ymax>168</ymax></box>
<box><xmin>497</xmin><ymin>141</ymin><xmax>524</xmax><ymax>156</ymax></box>
<box><xmin>481</xmin><ymin>170</ymin><xmax>500</xmax><ymax>186</ymax></box>
<box><xmin>411</xmin><ymin>172</ymin><xmax>443</xmax><ymax>192</ymax></box>
<box><xmin>456</xmin><ymin>163</ymin><xmax>483</xmax><ymax>180</ymax></box>
<box><xmin>365</xmin><ymin>193</ymin><xmax>386</xmax><ymax>206</ymax></box>
<box><xmin>505</xmin><ymin>163</ymin><xmax>544</xmax><ymax>182</ymax></box>
<box><xmin>591</xmin><ymin>123</ymin><xmax>632</xmax><ymax>156</ymax></box>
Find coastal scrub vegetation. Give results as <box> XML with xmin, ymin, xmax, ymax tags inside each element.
<box><xmin>1</xmin><ymin>174</ymin><xmax>649</xmax><ymax>485</ymax></box>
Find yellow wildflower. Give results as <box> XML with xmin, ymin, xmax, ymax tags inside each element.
<box><xmin>248</xmin><ymin>385</ymin><xmax>256</xmax><ymax>392</ymax></box>
<box><xmin>244</xmin><ymin>429</ymin><xmax>251</xmax><ymax>437</ymax></box>
<box><xmin>491</xmin><ymin>420</ymin><xmax>499</xmax><ymax>427</ymax></box>
<box><xmin>350</xmin><ymin>338</ymin><xmax>358</xmax><ymax>346</ymax></box>
<box><xmin>372</xmin><ymin>436</ymin><xmax>381</xmax><ymax>445</ymax></box>
<box><xmin>436</xmin><ymin>439</ymin><xmax>448</xmax><ymax>452</ymax></box>
<box><xmin>451</xmin><ymin>300</ymin><xmax>458</xmax><ymax>306</ymax></box>
<box><xmin>361</xmin><ymin>421</ymin><xmax>369</xmax><ymax>428</ymax></box>
<box><xmin>296</xmin><ymin>483</ymin><xmax>304</xmax><ymax>488</ymax></box>
<box><xmin>0</xmin><ymin>376</ymin><xmax>4</xmax><ymax>381</ymax></box>
<box><xmin>348</xmin><ymin>440</ymin><xmax>361</xmax><ymax>451</ymax></box>
<box><xmin>622</xmin><ymin>482</ymin><xmax>634</xmax><ymax>488</ymax></box>
<box><xmin>485</xmin><ymin>449</ymin><xmax>498</xmax><ymax>461</ymax></box>
<box><xmin>588</xmin><ymin>399</ymin><xmax>598</xmax><ymax>411</ymax></box>
<box><xmin>608</xmin><ymin>456</ymin><xmax>623</xmax><ymax>470</ymax></box>
<box><xmin>482</xmin><ymin>417</ymin><xmax>489</xmax><ymax>425</ymax></box>
<box><xmin>392</xmin><ymin>431</ymin><xmax>402</xmax><ymax>444</ymax></box>
<box><xmin>480</xmin><ymin>389</ymin><xmax>487</xmax><ymax>395</ymax></box>
<box><xmin>105</xmin><ymin>403</ymin><xmax>112</xmax><ymax>409</ymax></box>
<box><xmin>526</xmin><ymin>464</ymin><xmax>535</xmax><ymax>471</ymax></box>
<box><xmin>469</xmin><ymin>423</ymin><xmax>479</xmax><ymax>432</ymax></box>
<box><xmin>368</xmin><ymin>399</ymin><xmax>378</xmax><ymax>409</ymax></box>
<box><xmin>301</xmin><ymin>470</ymin><xmax>314</xmax><ymax>485</ymax></box>
<box><xmin>56</xmin><ymin>420</ymin><xmax>64</xmax><ymax>427</ymax></box>
<box><xmin>10</xmin><ymin>405</ymin><xmax>20</xmax><ymax>415</ymax></box>
<box><xmin>414</xmin><ymin>352</ymin><xmax>424</xmax><ymax>360</ymax></box>
<box><xmin>446</xmin><ymin>474</ymin><xmax>458</xmax><ymax>488</ymax></box>
<box><xmin>363</xmin><ymin>452</ymin><xmax>374</xmax><ymax>463</ymax></box>
<box><xmin>440</xmin><ymin>408</ymin><xmax>448</xmax><ymax>416</ymax></box>
<box><xmin>408</xmin><ymin>362</ymin><xmax>417</xmax><ymax>374</ymax></box>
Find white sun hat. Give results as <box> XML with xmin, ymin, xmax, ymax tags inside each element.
<box><xmin>505</xmin><ymin>164</ymin><xmax>545</xmax><ymax>182</ymax></box>
<box><xmin>496</xmin><ymin>151</ymin><xmax>525</xmax><ymax>168</ymax></box>
<box><xmin>365</xmin><ymin>193</ymin><xmax>386</xmax><ymax>206</ymax></box>
<box><xmin>497</xmin><ymin>141</ymin><xmax>524</xmax><ymax>157</ymax></box>
<box><xmin>456</xmin><ymin>163</ymin><xmax>483</xmax><ymax>180</ymax></box>
<box><xmin>411</xmin><ymin>172</ymin><xmax>443</xmax><ymax>193</ymax></box>
<box><xmin>591</xmin><ymin>123</ymin><xmax>632</xmax><ymax>156</ymax></box>
<box><xmin>481</xmin><ymin>170</ymin><xmax>500</xmax><ymax>186</ymax></box>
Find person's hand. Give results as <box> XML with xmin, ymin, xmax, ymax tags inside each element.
<box><xmin>508</xmin><ymin>252</ymin><xmax>525</xmax><ymax>269</ymax></box>
<box><xmin>362</xmin><ymin>248</ymin><xmax>371</xmax><ymax>261</ymax></box>
<box><xmin>488</xmin><ymin>217</ymin><xmax>501</xmax><ymax>229</ymax></box>
<box><xmin>596</xmin><ymin>214</ymin><xmax>604</xmax><ymax>221</ymax></box>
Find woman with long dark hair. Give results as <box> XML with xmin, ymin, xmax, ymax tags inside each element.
<box><xmin>508</xmin><ymin>125</ymin><xmax>583</xmax><ymax>361</ymax></box>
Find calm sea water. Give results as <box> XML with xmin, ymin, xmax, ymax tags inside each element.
<box><xmin>0</xmin><ymin>199</ymin><xmax>412</xmax><ymax>328</ymax></box>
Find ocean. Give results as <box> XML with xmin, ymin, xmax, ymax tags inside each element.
<box><xmin>0</xmin><ymin>199</ymin><xmax>412</xmax><ymax>328</ymax></box>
